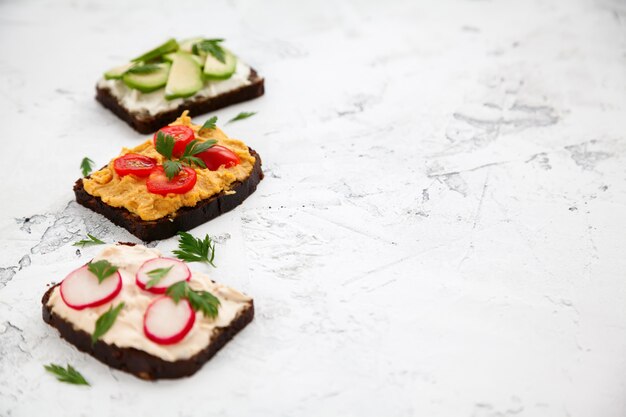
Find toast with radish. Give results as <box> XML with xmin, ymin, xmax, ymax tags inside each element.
<box><xmin>74</xmin><ymin>111</ymin><xmax>263</xmax><ymax>242</ymax></box>
<box><xmin>42</xmin><ymin>243</ymin><xmax>254</xmax><ymax>380</ymax></box>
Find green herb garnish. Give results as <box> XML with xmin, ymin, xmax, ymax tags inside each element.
<box><xmin>227</xmin><ymin>112</ymin><xmax>257</xmax><ymax>124</ymax></box>
<box><xmin>179</xmin><ymin>139</ymin><xmax>217</xmax><ymax>168</ymax></box>
<box><xmin>125</xmin><ymin>63</ymin><xmax>162</xmax><ymax>74</ymax></box>
<box><xmin>155</xmin><ymin>132</ymin><xmax>216</xmax><ymax>180</ymax></box>
<box><xmin>87</xmin><ymin>260</ymin><xmax>119</xmax><ymax>284</ymax></box>
<box><xmin>166</xmin><ymin>281</ymin><xmax>220</xmax><ymax>318</ymax></box>
<box><xmin>145</xmin><ymin>266</ymin><xmax>174</xmax><ymax>289</ymax></box>
<box><xmin>172</xmin><ymin>232</ymin><xmax>216</xmax><ymax>266</ymax></box>
<box><xmin>92</xmin><ymin>302</ymin><xmax>125</xmax><ymax>345</ymax></box>
<box><xmin>155</xmin><ymin>131</ymin><xmax>180</xmax><ymax>180</ymax></box>
<box><xmin>73</xmin><ymin>234</ymin><xmax>105</xmax><ymax>248</ymax></box>
<box><xmin>165</xmin><ymin>280</ymin><xmax>190</xmax><ymax>302</ymax></box>
<box><xmin>162</xmin><ymin>160</ymin><xmax>183</xmax><ymax>180</ymax></box>
<box><xmin>187</xmin><ymin>288</ymin><xmax>220</xmax><ymax>318</ymax></box>
<box><xmin>201</xmin><ymin>116</ymin><xmax>218</xmax><ymax>130</ymax></box>
<box><xmin>44</xmin><ymin>363</ymin><xmax>90</xmax><ymax>386</ymax></box>
<box><xmin>192</xmin><ymin>39</ymin><xmax>226</xmax><ymax>63</ymax></box>
<box><xmin>155</xmin><ymin>131</ymin><xmax>175</xmax><ymax>159</ymax></box>
<box><xmin>80</xmin><ymin>157</ymin><xmax>94</xmax><ymax>177</ymax></box>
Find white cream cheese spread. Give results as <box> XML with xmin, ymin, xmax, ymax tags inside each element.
<box><xmin>97</xmin><ymin>61</ymin><xmax>252</xmax><ymax>116</ymax></box>
<box><xmin>47</xmin><ymin>244</ymin><xmax>252</xmax><ymax>362</ymax></box>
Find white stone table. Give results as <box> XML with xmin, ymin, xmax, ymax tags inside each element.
<box><xmin>1</xmin><ymin>0</ymin><xmax>625</xmax><ymax>416</ymax></box>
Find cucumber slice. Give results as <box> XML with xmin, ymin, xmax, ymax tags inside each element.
<box><xmin>179</xmin><ymin>37</ymin><xmax>203</xmax><ymax>53</ymax></box>
<box><xmin>165</xmin><ymin>53</ymin><xmax>203</xmax><ymax>100</ymax></box>
<box><xmin>132</xmin><ymin>38</ymin><xmax>179</xmax><ymax>63</ymax></box>
<box><xmin>122</xmin><ymin>63</ymin><xmax>170</xmax><ymax>93</ymax></box>
<box><xmin>104</xmin><ymin>63</ymin><xmax>133</xmax><ymax>80</ymax></box>
<box><xmin>163</xmin><ymin>52</ymin><xmax>204</xmax><ymax>67</ymax></box>
<box><xmin>203</xmin><ymin>50</ymin><xmax>237</xmax><ymax>80</ymax></box>
<box><xmin>191</xmin><ymin>54</ymin><xmax>204</xmax><ymax>67</ymax></box>
<box><xmin>180</xmin><ymin>37</ymin><xmax>208</xmax><ymax>62</ymax></box>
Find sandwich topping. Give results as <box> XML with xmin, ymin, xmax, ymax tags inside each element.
<box><xmin>97</xmin><ymin>38</ymin><xmax>253</xmax><ymax>116</ymax></box>
<box><xmin>46</xmin><ymin>244</ymin><xmax>252</xmax><ymax>361</ymax></box>
<box><xmin>82</xmin><ymin>111</ymin><xmax>255</xmax><ymax>221</ymax></box>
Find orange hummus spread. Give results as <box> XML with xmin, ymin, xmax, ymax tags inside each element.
<box><xmin>82</xmin><ymin>112</ymin><xmax>255</xmax><ymax>221</ymax></box>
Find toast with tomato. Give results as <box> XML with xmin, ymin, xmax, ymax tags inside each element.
<box><xmin>75</xmin><ymin>112</ymin><xmax>263</xmax><ymax>241</ymax></box>
<box><xmin>96</xmin><ymin>38</ymin><xmax>264</xmax><ymax>133</ymax></box>
<box><xmin>42</xmin><ymin>243</ymin><xmax>254</xmax><ymax>380</ymax></box>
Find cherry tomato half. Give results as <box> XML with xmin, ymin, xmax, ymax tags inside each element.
<box><xmin>146</xmin><ymin>166</ymin><xmax>197</xmax><ymax>196</ymax></box>
<box><xmin>114</xmin><ymin>154</ymin><xmax>157</xmax><ymax>177</ymax></box>
<box><xmin>153</xmin><ymin>125</ymin><xmax>195</xmax><ymax>157</ymax></box>
<box><xmin>197</xmin><ymin>146</ymin><xmax>241</xmax><ymax>171</ymax></box>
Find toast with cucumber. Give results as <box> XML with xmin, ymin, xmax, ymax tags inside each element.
<box><xmin>97</xmin><ymin>38</ymin><xmax>264</xmax><ymax>133</ymax></box>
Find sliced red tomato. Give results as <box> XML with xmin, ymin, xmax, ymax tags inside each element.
<box><xmin>146</xmin><ymin>166</ymin><xmax>197</xmax><ymax>196</ymax></box>
<box><xmin>197</xmin><ymin>145</ymin><xmax>241</xmax><ymax>171</ymax></box>
<box><xmin>153</xmin><ymin>125</ymin><xmax>195</xmax><ymax>157</ymax></box>
<box><xmin>113</xmin><ymin>154</ymin><xmax>157</xmax><ymax>177</ymax></box>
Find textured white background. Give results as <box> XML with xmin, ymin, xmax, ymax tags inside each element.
<box><xmin>1</xmin><ymin>0</ymin><xmax>625</xmax><ymax>416</ymax></box>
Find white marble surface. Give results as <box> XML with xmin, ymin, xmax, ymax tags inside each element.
<box><xmin>1</xmin><ymin>0</ymin><xmax>625</xmax><ymax>416</ymax></box>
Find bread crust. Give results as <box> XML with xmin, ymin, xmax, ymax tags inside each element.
<box><xmin>96</xmin><ymin>69</ymin><xmax>265</xmax><ymax>133</ymax></box>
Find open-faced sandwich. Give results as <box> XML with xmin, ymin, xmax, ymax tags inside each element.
<box><xmin>42</xmin><ymin>243</ymin><xmax>254</xmax><ymax>380</ymax></box>
<box><xmin>75</xmin><ymin>111</ymin><xmax>263</xmax><ymax>242</ymax></box>
<box><xmin>97</xmin><ymin>38</ymin><xmax>264</xmax><ymax>133</ymax></box>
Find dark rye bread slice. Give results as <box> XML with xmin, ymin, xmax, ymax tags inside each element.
<box><xmin>74</xmin><ymin>148</ymin><xmax>263</xmax><ymax>242</ymax></box>
<box><xmin>96</xmin><ymin>68</ymin><xmax>265</xmax><ymax>133</ymax></box>
<box><xmin>42</xmin><ymin>283</ymin><xmax>254</xmax><ymax>380</ymax></box>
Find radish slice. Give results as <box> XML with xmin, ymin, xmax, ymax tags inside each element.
<box><xmin>143</xmin><ymin>296</ymin><xmax>195</xmax><ymax>345</ymax></box>
<box><xmin>135</xmin><ymin>257</ymin><xmax>191</xmax><ymax>294</ymax></box>
<box><xmin>60</xmin><ymin>264</ymin><xmax>122</xmax><ymax>310</ymax></box>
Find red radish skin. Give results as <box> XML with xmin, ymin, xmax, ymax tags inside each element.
<box><xmin>143</xmin><ymin>297</ymin><xmax>196</xmax><ymax>345</ymax></box>
<box><xmin>60</xmin><ymin>264</ymin><xmax>122</xmax><ymax>310</ymax></box>
<box><xmin>136</xmin><ymin>258</ymin><xmax>191</xmax><ymax>294</ymax></box>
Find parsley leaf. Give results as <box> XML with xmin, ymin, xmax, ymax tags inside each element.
<box><xmin>156</xmin><ymin>131</ymin><xmax>192</xmax><ymax>179</ymax></box>
<box><xmin>166</xmin><ymin>280</ymin><xmax>189</xmax><ymax>303</ymax></box>
<box><xmin>227</xmin><ymin>112</ymin><xmax>257</xmax><ymax>124</ymax></box>
<box><xmin>163</xmin><ymin>160</ymin><xmax>183</xmax><ymax>180</ymax></box>
<box><xmin>166</xmin><ymin>281</ymin><xmax>220</xmax><ymax>319</ymax></box>
<box><xmin>92</xmin><ymin>302</ymin><xmax>125</xmax><ymax>345</ymax></box>
<box><xmin>187</xmin><ymin>289</ymin><xmax>220</xmax><ymax>318</ymax></box>
<box><xmin>44</xmin><ymin>363</ymin><xmax>90</xmax><ymax>386</ymax></box>
<box><xmin>179</xmin><ymin>139</ymin><xmax>217</xmax><ymax>168</ymax></box>
<box><xmin>201</xmin><ymin>116</ymin><xmax>218</xmax><ymax>130</ymax></box>
<box><xmin>179</xmin><ymin>155</ymin><xmax>205</xmax><ymax>169</ymax></box>
<box><xmin>155</xmin><ymin>131</ymin><xmax>176</xmax><ymax>160</ymax></box>
<box><xmin>172</xmin><ymin>232</ymin><xmax>216</xmax><ymax>266</ymax></box>
<box><xmin>73</xmin><ymin>234</ymin><xmax>105</xmax><ymax>248</ymax></box>
<box><xmin>184</xmin><ymin>139</ymin><xmax>216</xmax><ymax>156</ymax></box>
<box><xmin>192</xmin><ymin>39</ymin><xmax>226</xmax><ymax>63</ymax></box>
<box><xmin>126</xmin><ymin>64</ymin><xmax>162</xmax><ymax>74</ymax></box>
<box><xmin>87</xmin><ymin>260</ymin><xmax>119</xmax><ymax>284</ymax></box>
<box><xmin>80</xmin><ymin>157</ymin><xmax>94</xmax><ymax>177</ymax></box>
<box><xmin>154</xmin><ymin>129</ymin><xmax>217</xmax><ymax>180</ymax></box>
<box><xmin>145</xmin><ymin>266</ymin><xmax>174</xmax><ymax>289</ymax></box>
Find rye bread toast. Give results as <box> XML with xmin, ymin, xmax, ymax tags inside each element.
<box><xmin>74</xmin><ymin>148</ymin><xmax>263</xmax><ymax>242</ymax></box>
<box><xmin>96</xmin><ymin>69</ymin><xmax>264</xmax><ymax>134</ymax></box>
